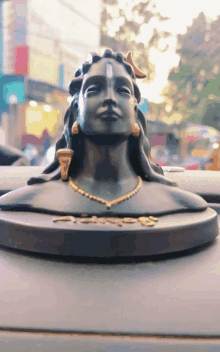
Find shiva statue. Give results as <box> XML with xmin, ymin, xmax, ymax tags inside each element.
<box><xmin>0</xmin><ymin>49</ymin><xmax>207</xmax><ymax>217</ymax></box>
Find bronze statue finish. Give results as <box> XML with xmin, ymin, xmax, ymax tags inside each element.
<box><xmin>0</xmin><ymin>49</ymin><xmax>208</xmax><ymax>216</ymax></box>
<box><xmin>0</xmin><ymin>49</ymin><xmax>217</xmax><ymax>258</ymax></box>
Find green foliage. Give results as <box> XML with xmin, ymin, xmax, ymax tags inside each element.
<box><xmin>166</xmin><ymin>12</ymin><xmax>220</xmax><ymax>129</ymax></box>
<box><xmin>100</xmin><ymin>0</ymin><xmax>171</xmax><ymax>81</ymax></box>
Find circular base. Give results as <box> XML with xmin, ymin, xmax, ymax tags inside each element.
<box><xmin>0</xmin><ymin>208</ymin><xmax>218</xmax><ymax>257</ymax></box>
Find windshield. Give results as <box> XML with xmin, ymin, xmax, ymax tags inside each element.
<box><xmin>0</xmin><ymin>0</ymin><xmax>219</xmax><ymax>171</ymax></box>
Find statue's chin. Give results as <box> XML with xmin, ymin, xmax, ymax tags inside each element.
<box><xmin>81</xmin><ymin>133</ymin><xmax>129</xmax><ymax>145</ymax></box>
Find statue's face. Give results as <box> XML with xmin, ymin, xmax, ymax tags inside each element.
<box><xmin>78</xmin><ymin>58</ymin><xmax>136</xmax><ymax>136</ymax></box>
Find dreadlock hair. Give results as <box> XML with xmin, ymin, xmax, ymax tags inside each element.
<box><xmin>28</xmin><ymin>48</ymin><xmax>176</xmax><ymax>187</ymax></box>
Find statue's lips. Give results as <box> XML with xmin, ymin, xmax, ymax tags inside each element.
<box><xmin>97</xmin><ymin>110</ymin><xmax>121</xmax><ymax>120</ymax></box>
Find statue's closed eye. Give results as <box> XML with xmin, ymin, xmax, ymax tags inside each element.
<box><xmin>86</xmin><ymin>84</ymin><xmax>102</xmax><ymax>94</ymax></box>
<box><xmin>117</xmin><ymin>87</ymin><xmax>131</xmax><ymax>95</ymax></box>
<box><xmin>86</xmin><ymin>83</ymin><xmax>131</xmax><ymax>96</ymax></box>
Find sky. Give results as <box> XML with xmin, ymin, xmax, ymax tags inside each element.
<box><xmin>136</xmin><ymin>0</ymin><xmax>220</xmax><ymax>103</ymax></box>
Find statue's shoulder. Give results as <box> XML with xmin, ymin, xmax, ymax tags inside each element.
<box><xmin>139</xmin><ymin>181</ymin><xmax>207</xmax><ymax>213</ymax></box>
<box><xmin>0</xmin><ymin>181</ymin><xmax>70</xmax><ymax>210</ymax></box>
<box><xmin>0</xmin><ymin>179</ymin><xmax>207</xmax><ymax>216</ymax></box>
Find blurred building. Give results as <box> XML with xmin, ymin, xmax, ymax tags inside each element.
<box><xmin>0</xmin><ymin>0</ymin><xmax>101</xmax><ymax>149</ymax></box>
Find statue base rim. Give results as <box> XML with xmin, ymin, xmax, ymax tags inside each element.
<box><xmin>0</xmin><ymin>208</ymin><xmax>218</xmax><ymax>258</ymax></box>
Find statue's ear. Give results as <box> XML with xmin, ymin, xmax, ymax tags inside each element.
<box><xmin>69</xmin><ymin>77</ymin><xmax>82</xmax><ymax>96</ymax></box>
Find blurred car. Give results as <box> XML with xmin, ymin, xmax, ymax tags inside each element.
<box><xmin>22</xmin><ymin>143</ymin><xmax>39</xmax><ymax>165</ymax></box>
<box><xmin>182</xmin><ymin>155</ymin><xmax>213</xmax><ymax>170</ymax></box>
<box><xmin>151</xmin><ymin>146</ymin><xmax>183</xmax><ymax>167</ymax></box>
<box><xmin>151</xmin><ymin>145</ymin><xmax>170</xmax><ymax>166</ymax></box>
<box><xmin>0</xmin><ymin>144</ymin><xmax>30</xmax><ymax>166</ymax></box>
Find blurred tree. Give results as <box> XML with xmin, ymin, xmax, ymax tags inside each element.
<box><xmin>167</xmin><ymin>12</ymin><xmax>220</xmax><ymax>130</ymax></box>
<box><xmin>100</xmin><ymin>0</ymin><xmax>170</xmax><ymax>81</ymax></box>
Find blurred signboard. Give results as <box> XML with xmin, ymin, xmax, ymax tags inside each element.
<box><xmin>14</xmin><ymin>44</ymin><xmax>29</xmax><ymax>75</ymax></box>
<box><xmin>0</xmin><ymin>75</ymin><xmax>25</xmax><ymax>113</ymax></box>
<box><xmin>2</xmin><ymin>0</ymin><xmax>28</xmax><ymax>75</ymax></box>
<box><xmin>25</xmin><ymin>104</ymin><xmax>58</xmax><ymax>137</ymax></box>
<box><xmin>29</xmin><ymin>47</ymin><xmax>59</xmax><ymax>86</ymax></box>
<box><xmin>0</xmin><ymin>1</ymin><xmax>3</xmax><ymax>74</ymax></box>
<box><xmin>2</xmin><ymin>0</ymin><xmax>16</xmax><ymax>74</ymax></box>
<box><xmin>14</xmin><ymin>0</ymin><xmax>27</xmax><ymax>45</ymax></box>
<box><xmin>3</xmin><ymin>80</ymin><xmax>25</xmax><ymax>104</ymax></box>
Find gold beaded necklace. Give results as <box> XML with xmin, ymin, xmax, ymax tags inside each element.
<box><xmin>69</xmin><ymin>176</ymin><xmax>143</xmax><ymax>209</ymax></box>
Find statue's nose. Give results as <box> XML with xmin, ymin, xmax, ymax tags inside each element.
<box><xmin>102</xmin><ymin>85</ymin><xmax>117</xmax><ymax>106</ymax></box>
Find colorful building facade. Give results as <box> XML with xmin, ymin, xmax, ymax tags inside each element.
<box><xmin>0</xmin><ymin>0</ymin><xmax>101</xmax><ymax>149</ymax></box>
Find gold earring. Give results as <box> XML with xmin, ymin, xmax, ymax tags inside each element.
<box><xmin>56</xmin><ymin>148</ymin><xmax>74</xmax><ymax>181</ymax></box>
<box><xmin>132</xmin><ymin>123</ymin><xmax>140</xmax><ymax>137</ymax></box>
<box><xmin>72</xmin><ymin>121</ymin><xmax>79</xmax><ymax>135</ymax></box>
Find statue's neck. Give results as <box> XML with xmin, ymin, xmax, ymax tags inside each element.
<box><xmin>76</xmin><ymin>136</ymin><xmax>136</xmax><ymax>182</ymax></box>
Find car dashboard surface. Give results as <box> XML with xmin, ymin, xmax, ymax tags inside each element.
<box><xmin>0</xmin><ymin>167</ymin><xmax>220</xmax><ymax>351</ymax></box>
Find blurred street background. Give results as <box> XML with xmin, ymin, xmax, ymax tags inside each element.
<box><xmin>1</xmin><ymin>0</ymin><xmax>220</xmax><ymax>169</ymax></box>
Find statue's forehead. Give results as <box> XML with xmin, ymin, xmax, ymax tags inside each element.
<box><xmin>84</xmin><ymin>58</ymin><xmax>132</xmax><ymax>81</ymax></box>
